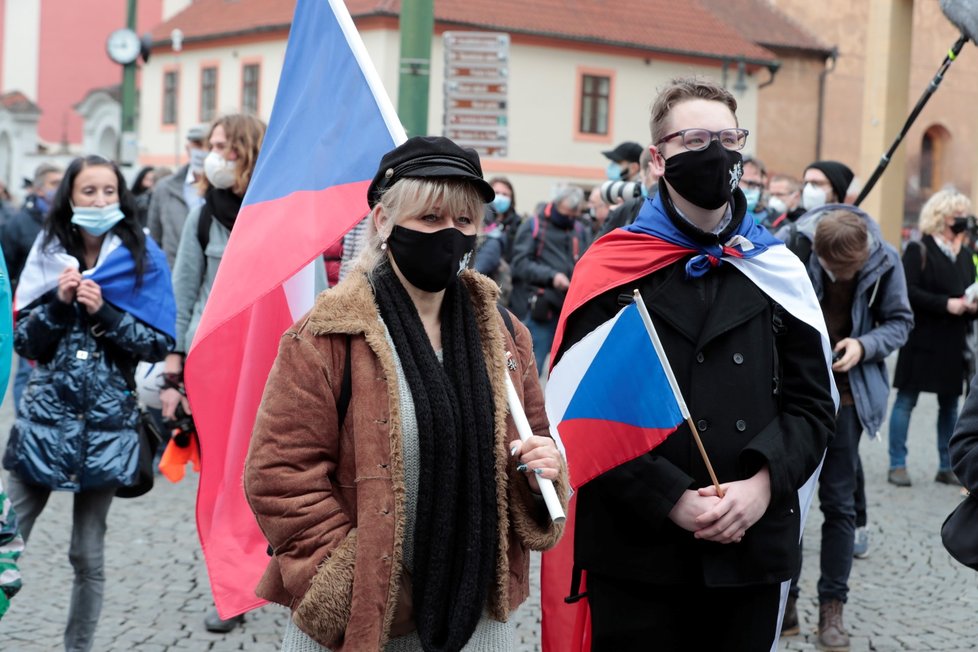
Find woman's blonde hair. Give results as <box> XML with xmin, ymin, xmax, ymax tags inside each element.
<box><xmin>359</xmin><ymin>178</ymin><xmax>485</xmax><ymax>274</ymax></box>
<box><xmin>200</xmin><ymin>114</ymin><xmax>267</xmax><ymax>196</ymax></box>
<box><xmin>919</xmin><ymin>188</ymin><xmax>971</xmax><ymax>235</ymax></box>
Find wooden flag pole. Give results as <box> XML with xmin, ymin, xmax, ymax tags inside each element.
<box><xmin>632</xmin><ymin>290</ymin><xmax>724</xmax><ymax>498</ymax></box>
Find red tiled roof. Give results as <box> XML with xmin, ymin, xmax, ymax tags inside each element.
<box><xmin>0</xmin><ymin>91</ymin><xmax>41</xmax><ymax>115</ymax></box>
<box><xmin>695</xmin><ymin>0</ymin><xmax>833</xmax><ymax>56</ymax></box>
<box><xmin>152</xmin><ymin>0</ymin><xmax>776</xmax><ymax>63</ymax></box>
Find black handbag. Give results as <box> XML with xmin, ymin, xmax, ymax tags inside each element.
<box><xmin>113</xmin><ymin>349</ymin><xmax>164</xmax><ymax>499</ymax></box>
<box><xmin>115</xmin><ymin>408</ymin><xmax>163</xmax><ymax>498</ymax></box>
<box><xmin>941</xmin><ymin>493</ymin><xmax>978</xmax><ymax>571</ymax></box>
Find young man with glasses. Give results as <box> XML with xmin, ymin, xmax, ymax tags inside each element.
<box><xmin>549</xmin><ymin>77</ymin><xmax>836</xmax><ymax>651</ymax></box>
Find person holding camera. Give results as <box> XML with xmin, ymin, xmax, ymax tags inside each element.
<box><xmin>602</xmin><ymin>141</ymin><xmax>643</xmax><ymax>185</ymax></box>
<box><xmin>779</xmin><ymin>207</ymin><xmax>912</xmax><ymax>649</ymax></box>
<box><xmin>888</xmin><ymin>188</ymin><xmax>978</xmax><ymax>488</ymax></box>
<box><xmin>598</xmin><ymin>145</ymin><xmax>660</xmax><ymax>237</ymax></box>
<box><xmin>160</xmin><ymin>114</ymin><xmax>268</xmax><ymax>634</ymax></box>
<box><xmin>510</xmin><ymin>185</ymin><xmax>590</xmax><ymax>373</ymax></box>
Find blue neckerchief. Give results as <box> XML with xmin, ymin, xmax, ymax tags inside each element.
<box><xmin>624</xmin><ymin>191</ymin><xmax>782</xmax><ymax>278</ymax></box>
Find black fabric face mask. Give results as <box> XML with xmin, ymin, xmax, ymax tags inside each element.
<box><xmin>663</xmin><ymin>140</ymin><xmax>744</xmax><ymax>210</ymax></box>
<box><xmin>387</xmin><ymin>225</ymin><xmax>477</xmax><ymax>292</ymax></box>
<box><xmin>951</xmin><ymin>216</ymin><xmax>969</xmax><ymax>235</ymax></box>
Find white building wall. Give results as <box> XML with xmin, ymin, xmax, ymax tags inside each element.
<box><xmin>139</xmin><ymin>38</ymin><xmax>287</xmax><ymax>167</ymax></box>
<box><xmin>2</xmin><ymin>0</ymin><xmax>40</xmax><ymax>99</ymax></box>
<box><xmin>137</xmin><ymin>28</ymin><xmax>760</xmax><ymax>209</ymax></box>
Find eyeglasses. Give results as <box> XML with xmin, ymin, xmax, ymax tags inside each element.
<box><xmin>656</xmin><ymin>128</ymin><xmax>749</xmax><ymax>152</ymax></box>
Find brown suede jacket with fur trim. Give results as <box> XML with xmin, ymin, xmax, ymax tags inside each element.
<box><xmin>244</xmin><ymin>268</ymin><xmax>568</xmax><ymax>651</ymax></box>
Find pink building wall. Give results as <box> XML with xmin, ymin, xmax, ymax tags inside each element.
<box><xmin>36</xmin><ymin>0</ymin><xmax>163</xmax><ymax>144</ymax></box>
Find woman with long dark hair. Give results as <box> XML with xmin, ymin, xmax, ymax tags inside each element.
<box><xmin>2</xmin><ymin>155</ymin><xmax>174</xmax><ymax>650</ymax></box>
<box><xmin>244</xmin><ymin>136</ymin><xmax>567</xmax><ymax>652</ymax></box>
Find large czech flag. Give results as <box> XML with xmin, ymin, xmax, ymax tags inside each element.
<box><xmin>183</xmin><ymin>0</ymin><xmax>405</xmax><ymax>618</ymax></box>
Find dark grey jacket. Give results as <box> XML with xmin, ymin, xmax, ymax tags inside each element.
<box><xmin>951</xmin><ymin>373</ymin><xmax>978</xmax><ymax>494</ymax></box>
<box><xmin>3</xmin><ymin>294</ymin><xmax>173</xmax><ymax>491</ymax></box>
<box><xmin>1</xmin><ymin>197</ymin><xmax>45</xmax><ymax>291</ymax></box>
<box><xmin>147</xmin><ymin>165</ymin><xmax>194</xmax><ymax>267</ymax></box>
<box><xmin>509</xmin><ymin>205</ymin><xmax>590</xmax><ymax>321</ymax></box>
<box><xmin>793</xmin><ymin>204</ymin><xmax>914</xmax><ymax>438</ymax></box>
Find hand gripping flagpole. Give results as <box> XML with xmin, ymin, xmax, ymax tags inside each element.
<box><xmin>633</xmin><ymin>290</ymin><xmax>724</xmax><ymax>498</ymax></box>
<box><xmin>504</xmin><ymin>369</ymin><xmax>567</xmax><ymax>524</ymax></box>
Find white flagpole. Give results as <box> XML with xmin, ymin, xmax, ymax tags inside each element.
<box><xmin>632</xmin><ymin>289</ymin><xmax>724</xmax><ymax>497</ymax></box>
<box><xmin>504</xmin><ymin>370</ymin><xmax>566</xmax><ymax>524</ymax></box>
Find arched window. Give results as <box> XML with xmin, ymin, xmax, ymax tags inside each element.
<box><xmin>920</xmin><ymin>124</ymin><xmax>950</xmax><ymax>195</ymax></box>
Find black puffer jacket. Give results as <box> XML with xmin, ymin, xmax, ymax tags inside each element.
<box><xmin>3</xmin><ymin>293</ymin><xmax>173</xmax><ymax>491</ymax></box>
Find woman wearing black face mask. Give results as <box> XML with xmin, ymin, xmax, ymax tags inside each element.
<box><xmin>244</xmin><ymin>136</ymin><xmax>567</xmax><ymax>652</ymax></box>
<box><xmin>888</xmin><ymin>189</ymin><xmax>978</xmax><ymax>488</ymax></box>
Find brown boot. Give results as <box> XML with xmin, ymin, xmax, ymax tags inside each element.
<box><xmin>780</xmin><ymin>594</ymin><xmax>800</xmax><ymax>636</ymax></box>
<box><xmin>817</xmin><ymin>600</ymin><xmax>850</xmax><ymax>651</ymax></box>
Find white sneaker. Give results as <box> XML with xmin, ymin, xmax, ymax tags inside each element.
<box><xmin>853</xmin><ymin>526</ymin><xmax>869</xmax><ymax>559</ymax></box>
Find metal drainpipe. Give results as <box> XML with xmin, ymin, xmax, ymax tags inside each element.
<box><xmin>815</xmin><ymin>47</ymin><xmax>839</xmax><ymax>161</ymax></box>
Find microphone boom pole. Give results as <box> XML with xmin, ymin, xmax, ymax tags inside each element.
<box><xmin>855</xmin><ymin>35</ymin><xmax>968</xmax><ymax>207</ymax></box>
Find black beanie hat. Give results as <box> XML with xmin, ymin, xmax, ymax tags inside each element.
<box><xmin>806</xmin><ymin>161</ymin><xmax>854</xmax><ymax>203</ymax></box>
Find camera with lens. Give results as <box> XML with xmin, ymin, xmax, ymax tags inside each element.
<box><xmin>600</xmin><ymin>180</ymin><xmax>642</xmax><ymax>205</ymax></box>
<box><xmin>163</xmin><ymin>404</ymin><xmax>196</xmax><ymax>448</ymax></box>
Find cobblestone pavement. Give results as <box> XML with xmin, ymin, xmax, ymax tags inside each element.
<box><xmin>1</xmin><ymin>380</ymin><xmax>976</xmax><ymax>650</ymax></box>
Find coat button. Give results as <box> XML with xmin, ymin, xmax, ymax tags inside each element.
<box><xmin>696</xmin><ymin>419</ymin><xmax>709</xmax><ymax>431</ymax></box>
<box><xmin>733</xmin><ymin>353</ymin><xmax>744</xmax><ymax>365</ymax></box>
<box><xmin>735</xmin><ymin>419</ymin><xmax>747</xmax><ymax>431</ymax></box>
<box><xmin>696</xmin><ymin>352</ymin><xmax>705</xmax><ymax>363</ymax></box>
<box><xmin>76</xmin><ymin>413</ymin><xmax>84</xmax><ymax>421</ymax></box>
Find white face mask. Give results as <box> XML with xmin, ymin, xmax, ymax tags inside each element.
<box><xmin>204</xmin><ymin>151</ymin><xmax>237</xmax><ymax>190</ymax></box>
<box><xmin>767</xmin><ymin>195</ymin><xmax>787</xmax><ymax>215</ymax></box>
<box><xmin>802</xmin><ymin>183</ymin><xmax>827</xmax><ymax>210</ymax></box>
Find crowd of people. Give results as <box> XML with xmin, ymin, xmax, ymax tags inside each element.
<box><xmin>0</xmin><ymin>75</ymin><xmax>977</xmax><ymax>652</ymax></box>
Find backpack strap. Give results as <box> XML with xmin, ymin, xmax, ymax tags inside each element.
<box><xmin>533</xmin><ymin>209</ymin><xmax>550</xmax><ymax>260</ymax></box>
<box><xmin>197</xmin><ymin>205</ymin><xmax>213</xmax><ymax>253</ymax></box>
<box><xmin>497</xmin><ymin>304</ymin><xmax>516</xmax><ymax>340</ymax></box>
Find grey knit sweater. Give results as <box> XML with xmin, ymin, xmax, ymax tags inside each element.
<box><xmin>279</xmin><ymin>325</ymin><xmax>514</xmax><ymax>652</ymax></box>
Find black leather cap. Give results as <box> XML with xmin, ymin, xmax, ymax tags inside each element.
<box><xmin>367</xmin><ymin>136</ymin><xmax>495</xmax><ymax>208</ymax></box>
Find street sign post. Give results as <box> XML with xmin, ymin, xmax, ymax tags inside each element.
<box><xmin>443</xmin><ymin>32</ymin><xmax>509</xmax><ymax>158</ymax></box>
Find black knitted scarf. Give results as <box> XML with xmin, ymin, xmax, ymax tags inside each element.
<box><xmin>373</xmin><ymin>263</ymin><xmax>498</xmax><ymax>652</ymax></box>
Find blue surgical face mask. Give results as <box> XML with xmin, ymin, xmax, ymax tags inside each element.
<box><xmin>491</xmin><ymin>194</ymin><xmax>511</xmax><ymax>214</ymax></box>
<box><xmin>606</xmin><ymin>161</ymin><xmax>623</xmax><ymax>181</ymax></box>
<box><xmin>743</xmin><ymin>186</ymin><xmax>761</xmax><ymax>213</ymax></box>
<box><xmin>71</xmin><ymin>203</ymin><xmax>125</xmax><ymax>236</ymax></box>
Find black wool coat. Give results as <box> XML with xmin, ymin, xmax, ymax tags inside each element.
<box><xmin>559</xmin><ymin>252</ymin><xmax>835</xmax><ymax>588</ymax></box>
<box><xmin>894</xmin><ymin>235</ymin><xmax>976</xmax><ymax>396</ymax></box>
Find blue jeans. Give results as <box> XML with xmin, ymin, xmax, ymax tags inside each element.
<box><xmin>789</xmin><ymin>406</ymin><xmax>861</xmax><ymax>603</ymax></box>
<box><xmin>523</xmin><ymin>315</ymin><xmax>558</xmax><ymax>376</ymax></box>
<box><xmin>887</xmin><ymin>389</ymin><xmax>959</xmax><ymax>471</ymax></box>
<box><xmin>6</xmin><ymin>472</ymin><xmax>115</xmax><ymax>652</ymax></box>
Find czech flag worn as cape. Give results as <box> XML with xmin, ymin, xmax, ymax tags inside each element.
<box><xmin>541</xmin><ymin>193</ymin><xmax>838</xmax><ymax>652</ymax></box>
<box><xmin>15</xmin><ymin>232</ymin><xmax>176</xmax><ymax>340</ymax></box>
<box><xmin>183</xmin><ymin>0</ymin><xmax>405</xmax><ymax>618</ymax></box>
